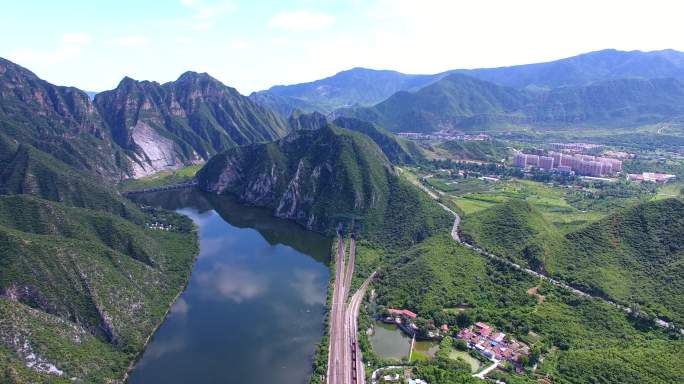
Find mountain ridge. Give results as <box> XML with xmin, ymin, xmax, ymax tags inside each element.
<box><xmin>339</xmin><ymin>73</ymin><xmax>684</xmax><ymax>132</ymax></box>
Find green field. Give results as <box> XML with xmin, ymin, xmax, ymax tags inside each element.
<box><xmin>448</xmin><ymin>350</ymin><xmax>481</xmax><ymax>373</ymax></box>
<box><xmin>118</xmin><ymin>164</ymin><xmax>203</xmax><ymax>192</ymax></box>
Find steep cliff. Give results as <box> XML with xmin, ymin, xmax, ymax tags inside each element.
<box><xmin>197</xmin><ymin>124</ymin><xmax>450</xmax><ymax>246</ymax></box>
<box><xmin>0</xmin><ymin>58</ymin><xmax>131</xmax><ymax>180</ymax></box>
<box><xmin>95</xmin><ymin>72</ymin><xmax>290</xmax><ymax>177</ymax></box>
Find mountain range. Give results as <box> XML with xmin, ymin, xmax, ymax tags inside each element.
<box><xmin>252</xmin><ymin>49</ymin><xmax>684</xmax><ymax>117</ymax></box>
<box><xmin>3</xmin><ymin>48</ymin><xmax>684</xmax><ymax>382</ymax></box>
<box><xmin>0</xmin><ymin>58</ymin><xmax>290</xmax><ymax>181</ymax></box>
<box><xmin>340</xmin><ymin>73</ymin><xmax>684</xmax><ymax>132</ymax></box>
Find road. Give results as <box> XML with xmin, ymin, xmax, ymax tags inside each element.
<box><xmin>474</xmin><ymin>360</ymin><xmax>500</xmax><ymax>379</ymax></box>
<box><xmin>419</xmin><ymin>179</ymin><xmax>683</xmax><ymax>331</ymax></box>
<box><xmin>345</xmin><ymin>271</ymin><xmax>375</xmax><ymax>384</ymax></box>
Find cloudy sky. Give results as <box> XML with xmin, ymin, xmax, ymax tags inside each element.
<box><xmin>2</xmin><ymin>0</ymin><xmax>683</xmax><ymax>94</ymax></box>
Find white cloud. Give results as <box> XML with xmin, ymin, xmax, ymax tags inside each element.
<box><xmin>192</xmin><ymin>21</ymin><xmax>215</xmax><ymax>31</ymax></box>
<box><xmin>174</xmin><ymin>37</ymin><xmax>194</xmax><ymax>44</ymax></box>
<box><xmin>62</xmin><ymin>33</ymin><xmax>91</xmax><ymax>45</ymax></box>
<box><xmin>268</xmin><ymin>10</ymin><xmax>335</xmax><ymax>31</ymax></box>
<box><xmin>110</xmin><ymin>36</ymin><xmax>148</xmax><ymax>47</ymax></box>
<box><xmin>230</xmin><ymin>39</ymin><xmax>248</xmax><ymax>49</ymax></box>
<box><xmin>180</xmin><ymin>0</ymin><xmax>235</xmax><ymax>30</ymax></box>
<box><xmin>10</xmin><ymin>34</ymin><xmax>91</xmax><ymax>65</ymax></box>
<box><xmin>196</xmin><ymin>264</ymin><xmax>267</xmax><ymax>303</ymax></box>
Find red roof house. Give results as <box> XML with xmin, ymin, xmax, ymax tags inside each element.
<box><xmin>388</xmin><ymin>308</ymin><xmax>418</xmax><ymax>319</ymax></box>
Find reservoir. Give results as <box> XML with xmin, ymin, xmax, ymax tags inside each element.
<box><xmin>127</xmin><ymin>189</ymin><xmax>331</xmax><ymax>384</ymax></box>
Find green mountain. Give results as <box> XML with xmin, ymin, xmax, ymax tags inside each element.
<box><xmin>250</xmin><ymin>91</ymin><xmax>322</xmax><ymax>118</ymax></box>
<box><xmin>250</xmin><ymin>67</ymin><xmax>450</xmax><ymax>115</ymax></box>
<box><xmin>375</xmin><ymin>234</ymin><xmax>684</xmax><ymax>384</ymax></box>
<box><xmin>252</xmin><ymin>50</ymin><xmax>684</xmax><ymax>117</ymax></box>
<box><xmin>0</xmin><ymin>59</ymin><xmax>200</xmax><ymax>382</ymax></box>
<box><xmin>0</xmin><ymin>58</ymin><xmax>132</xmax><ymax>180</ymax></box>
<box><xmin>0</xmin><ymin>195</ymin><xmax>197</xmax><ymax>382</ymax></box>
<box><xmin>197</xmin><ymin>124</ymin><xmax>450</xmax><ymax>246</ymax></box>
<box><xmin>331</xmin><ymin>117</ymin><xmax>425</xmax><ymax>164</ymax></box>
<box><xmin>461</xmin><ymin>49</ymin><xmax>684</xmax><ymax>90</ymax></box>
<box><xmin>288</xmin><ymin>110</ymin><xmax>329</xmax><ymax>131</ymax></box>
<box><xmin>438</xmin><ymin>139</ymin><xmax>510</xmax><ymax>162</ymax></box>
<box><xmin>2</xmin><ymin>57</ymin><xmax>290</xmax><ymax>181</ymax></box>
<box><xmin>460</xmin><ymin>198</ymin><xmax>684</xmax><ymax>325</ymax></box>
<box><xmin>342</xmin><ymin>74</ymin><xmax>684</xmax><ymax>132</ymax></box>
<box><xmin>95</xmin><ymin>72</ymin><xmax>289</xmax><ymax>177</ymax></box>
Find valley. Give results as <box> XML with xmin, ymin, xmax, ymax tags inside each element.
<box><xmin>2</xmin><ymin>46</ymin><xmax>684</xmax><ymax>384</ymax></box>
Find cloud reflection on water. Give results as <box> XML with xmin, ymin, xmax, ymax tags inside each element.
<box><xmin>196</xmin><ymin>263</ymin><xmax>268</xmax><ymax>303</ymax></box>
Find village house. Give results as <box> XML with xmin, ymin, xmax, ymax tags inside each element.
<box><xmin>457</xmin><ymin>322</ymin><xmax>530</xmax><ymax>365</ymax></box>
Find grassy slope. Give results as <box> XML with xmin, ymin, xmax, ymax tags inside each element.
<box><xmin>374</xmin><ymin>234</ymin><xmax>683</xmax><ymax>384</ymax></box>
<box><xmin>332</xmin><ymin>117</ymin><xmax>426</xmax><ymax>164</ymax></box>
<box><xmin>460</xmin><ymin>197</ymin><xmax>684</xmax><ymax>324</ymax></box>
<box><xmin>438</xmin><ymin>139</ymin><xmax>510</xmax><ymax>162</ymax></box>
<box><xmin>118</xmin><ymin>164</ymin><xmax>202</xmax><ymax>192</ymax></box>
<box><xmin>0</xmin><ymin>195</ymin><xmax>197</xmax><ymax>382</ymax></box>
<box><xmin>0</xmin><ymin>137</ymin><xmax>198</xmax><ymax>381</ymax></box>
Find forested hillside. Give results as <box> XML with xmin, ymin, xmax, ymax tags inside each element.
<box><xmin>198</xmin><ymin>123</ymin><xmax>450</xmax><ymax>246</ymax></box>
<box><xmin>0</xmin><ymin>60</ymin><xmax>199</xmax><ymax>382</ymax></box>
<box><xmin>341</xmin><ymin>74</ymin><xmax>684</xmax><ymax>133</ymax></box>
<box><xmin>374</xmin><ymin>234</ymin><xmax>684</xmax><ymax>384</ymax></box>
<box><xmin>460</xmin><ymin>198</ymin><xmax>684</xmax><ymax>325</ymax></box>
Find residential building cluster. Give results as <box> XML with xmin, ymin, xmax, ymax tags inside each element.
<box><xmin>626</xmin><ymin>172</ymin><xmax>677</xmax><ymax>184</ymax></box>
<box><xmin>513</xmin><ymin>151</ymin><xmax>623</xmax><ymax>177</ymax></box>
<box><xmin>146</xmin><ymin>222</ymin><xmax>174</xmax><ymax>231</ymax></box>
<box><xmin>549</xmin><ymin>142</ymin><xmax>602</xmax><ymax>153</ymax></box>
<box><xmin>457</xmin><ymin>322</ymin><xmax>530</xmax><ymax>365</ymax></box>
<box><xmin>397</xmin><ymin>131</ymin><xmax>491</xmax><ymax>141</ymax></box>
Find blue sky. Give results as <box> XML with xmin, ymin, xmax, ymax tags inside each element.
<box><xmin>2</xmin><ymin>0</ymin><xmax>683</xmax><ymax>94</ymax></box>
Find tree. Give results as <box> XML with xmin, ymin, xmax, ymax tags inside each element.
<box><xmin>454</xmin><ymin>339</ymin><xmax>468</xmax><ymax>351</ymax></box>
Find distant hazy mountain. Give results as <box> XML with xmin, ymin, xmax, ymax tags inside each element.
<box><xmin>461</xmin><ymin>49</ymin><xmax>684</xmax><ymax>90</ymax></box>
<box><xmin>250</xmin><ymin>67</ymin><xmax>450</xmax><ymax>115</ymax></box>
<box><xmin>340</xmin><ymin>73</ymin><xmax>684</xmax><ymax>132</ymax></box>
<box><xmin>95</xmin><ymin>72</ymin><xmax>290</xmax><ymax>177</ymax></box>
<box><xmin>251</xmin><ymin>49</ymin><xmax>684</xmax><ymax>117</ymax></box>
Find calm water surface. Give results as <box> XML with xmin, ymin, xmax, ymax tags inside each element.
<box><xmin>368</xmin><ymin>322</ymin><xmax>439</xmax><ymax>361</ymax></box>
<box><xmin>127</xmin><ymin>189</ymin><xmax>330</xmax><ymax>384</ymax></box>
<box><xmin>368</xmin><ymin>322</ymin><xmax>412</xmax><ymax>360</ymax></box>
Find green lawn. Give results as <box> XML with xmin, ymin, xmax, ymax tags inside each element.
<box><xmin>448</xmin><ymin>350</ymin><xmax>481</xmax><ymax>373</ymax></box>
<box><xmin>118</xmin><ymin>164</ymin><xmax>203</xmax><ymax>192</ymax></box>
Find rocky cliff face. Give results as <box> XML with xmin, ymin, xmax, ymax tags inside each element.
<box><xmin>199</xmin><ymin>125</ymin><xmax>391</xmax><ymax>232</ymax></box>
<box><xmin>0</xmin><ymin>58</ymin><xmax>129</xmax><ymax>179</ymax></box>
<box><xmin>95</xmin><ymin>72</ymin><xmax>290</xmax><ymax>177</ymax></box>
<box><xmin>198</xmin><ymin>124</ymin><xmax>452</xmax><ymax>245</ymax></box>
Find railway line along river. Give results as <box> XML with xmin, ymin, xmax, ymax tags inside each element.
<box><xmin>127</xmin><ymin>189</ymin><xmax>331</xmax><ymax>384</ymax></box>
